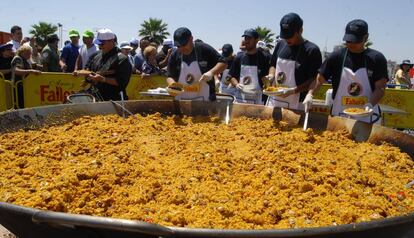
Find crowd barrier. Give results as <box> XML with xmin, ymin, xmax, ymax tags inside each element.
<box><xmin>0</xmin><ymin>73</ymin><xmax>413</xmax><ymax>129</ymax></box>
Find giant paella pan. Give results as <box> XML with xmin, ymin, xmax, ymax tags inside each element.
<box><xmin>0</xmin><ymin>100</ymin><xmax>413</xmax><ymax>238</ymax></box>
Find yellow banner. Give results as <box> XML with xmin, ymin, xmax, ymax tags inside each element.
<box><xmin>22</xmin><ymin>73</ymin><xmax>169</xmax><ymax>107</ymax></box>
<box><xmin>23</xmin><ymin>73</ymin><xmax>84</xmax><ymax>108</ymax></box>
<box><xmin>126</xmin><ymin>75</ymin><xmax>167</xmax><ymax>100</ymax></box>
<box><xmin>380</xmin><ymin>89</ymin><xmax>414</xmax><ymax>129</ymax></box>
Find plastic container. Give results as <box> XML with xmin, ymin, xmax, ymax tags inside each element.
<box><xmin>325</xmin><ymin>89</ymin><xmax>333</xmax><ymax>106</ymax></box>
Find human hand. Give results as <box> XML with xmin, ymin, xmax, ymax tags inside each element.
<box><xmin>61</xmin><ymin>64</ymin><xmax>67</xmax><ymax>72</ymax></box>
<box><xmin>87</xmin><ymin>73</ymin><xmax>105</xmax><ymax>83</ymax></box>
<box><xmin>199</xmin><ymin>71</ymin><xmax>213</xmax><ymax>82</ymax></box>
<box><xmin>364</xmin><ymin>103</ymin><xmax>373</xmax><ymax>112</ymax></box>
<box><xmin>235</xmin><ymin>84</ymin><xmax>244</xmax><ymax>91</ymax></box>
<box><xmin>302</xmin><ymin>93</ymin><xmax>313</xmax><ymax>112</ymax></box>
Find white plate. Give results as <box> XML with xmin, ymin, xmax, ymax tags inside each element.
<box><xmin>343</xmin><ymin>108</ymin><xmax>373</xmax><ymax>118</ymax></box>
<box><xmin>262</xmin><ymin>89</ymin><xmax>285</xmax><ymax>96</ymax></box>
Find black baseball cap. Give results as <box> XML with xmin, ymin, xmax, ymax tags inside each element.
<box><xmin>47</xmin><ymin>33</ymin><xmax>59</xmax><ymax>42</ymax></box>
<box><xmin>343</xmin><ymin>19</ymin><xmax>368</xmax><ymax>43</ymax></box>
<box><xmin>221</xmin><ymin>44</ymin><xmax>233</xmax><ymax>57</ymax></box>
<box><xmin>242</xmin><ymin>29</ymin><xmax>259</xmax><ymax>39</ymax></box>
<box><xmin>280</xmin><ymin>13</ymin><xmax>303</xmax><ymax>39</ymax></box>
<box><xmin>173</xmin><ymin>27</ymin><xmax>192</xmax><ymax>47</ymax></box>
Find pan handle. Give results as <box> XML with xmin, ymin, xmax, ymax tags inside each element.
<box><xmin>32</xmin><ymin>210</ymin><xmax>174</xmax><ymax>237</ymax></box>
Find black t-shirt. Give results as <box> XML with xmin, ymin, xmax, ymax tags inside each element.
<box><xmin>0</xmin><ymin>56</ymin><xmax>12</xmax><ymax>80</ymax></box>
<box><xmin>87</xmin><ymin>47</ymin><xmax>132</xmax><ymax>101</ymax></box>
<box><xmin>270</xmin><ymin>40</ymin><xmax>322</xmax><ymax>100</ymax></box>
<box><xmin>167</xmin><ymin>42</ymin><xmax>225</xmax><ymax>100</ymax></box>
<box><xmin>319</xmin><ymin>47</ymin><xmax>388</xmax><ymax>99</ymax></box>
<box><xmin>228</xmin><ymin>49</ymin><xmax>271</xmax><ymax>89</ymax></box>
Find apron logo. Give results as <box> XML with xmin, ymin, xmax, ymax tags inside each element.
<box><xmin>186</xmin><ymin>74</ymin><xmax>195</xmax><ymax>84</ymax></box>
<box><xmin>276</xmin><ymin>72</ymin><xmax>286</xmax><ymax>84</ymax></box>
<box><xmin>348</xmin><ymin>82</ymin><xmax>363</xmax><ymax>96</ymax></box>
<box><xmin>243</xmin><ymin>76</ymin><xmax>251</xmax><ymax>85</ymax></box>
<box><xmin>224</xmin><ymin>75</ymin><xmax>232</xmax><ymax>85</ymax></box>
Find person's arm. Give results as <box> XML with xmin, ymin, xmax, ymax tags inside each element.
<box><xmin>158</xmin><ymin>48</ymin><xmax>172</xmax><ymax>69</ymax></box>
<box><xmin>87</xmin><ymin>73</ymin><xmax>118</xmax><ymax>86</ymax></box>
<box><xmin>74</xmin><ymin>54</ymin><xmax>82</xmax><ymax>71</ymax></box>
<box><xmin>166</xmin><ymin>51</ymin><xmax>180</xmax><ymax>86</ymax></box>
<box><xmin>0</xmin><ymin>69</ymin><xmax>11</xmax><ymax>75</ymax></box>
<box><xmin>370</xmin><ymin>78</ymin><xmax>387</xmax><ymax>106</ymax></box>
<box><xmin>14</xmin><ymin>67</ymin><xmax>41</xmax><ymax>76</ymax></box>
<box><xmin>291</xmin><ymin>46</ymin><xmax>323</xmax><ymax>95</ymax></box>
<box><xmin>59</xmin><ymin>47</ymin><xmax>68</xmax><ymax>72</ymax></box>
<box><xmin>307</xmin><ymin>73</ymin><xmax>327</xmax><ymax>96</ymax></box>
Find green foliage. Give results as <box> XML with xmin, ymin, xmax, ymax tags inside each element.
<box><xmin>254</xmin><ymin>26</ymin><xmax>275</xmax><ymax>50</ymax></box>
<box><xmin>29</xmin><ymin>22</ymin><xmax>58</xmax><ymax>48</ymax></box>
<box><xmin>138</xmin><ymin>18</ymin><xmax>169</xmax><ymax>46</ymax></box>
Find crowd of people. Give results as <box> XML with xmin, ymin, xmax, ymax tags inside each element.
<box><xmin>0</xmin><ymin>12</ymin><xmax>412</xmax><ymax>123</ymax></box>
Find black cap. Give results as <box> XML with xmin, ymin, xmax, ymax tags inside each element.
<box><xmin>173</xmin><ymin>27</ymin><xmax>192</xmax><ymax>47</ymax></box>
<box><xmin>279</xmin><ymin>13</ymin><xmax>303</xmax><ymax>39</ymax></box>
<box><xmin>242</xmin><ymin>29</ymin><xmax>259</xmax><ymax>39</ymax></box>
<box><xmin>221</xmin><ymin>44</ymin><xmax>233</xmax><ymax>57</ymax></box>
<box><xmin>343</xmin><ymin>19</ymin><xmax>368</xmax><ymax>43</ymax></box>
<box><xmin>47</xmin><ymin>33</ymin><xmax>59</xmax><ymax>42</ymax></box>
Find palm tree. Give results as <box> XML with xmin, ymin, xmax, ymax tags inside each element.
<box><xmin>29</xmin><ymin>22</ymin><xmax>58</xmax><ymax>48</ymax></box>
<box><xmin>254</xmin><ymin>26</ymin><xmax>275</xmax><ymax>50</ymax></box>
<box><xmin>138</xmin><ymin>18</ymin><xmax>169</xmax><ymax>46</ymax></box>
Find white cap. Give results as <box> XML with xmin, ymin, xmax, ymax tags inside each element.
<box><xmin>256</xmin><ymin>40</ymin><xmax>266</xmax><ymax>49</ymax></box>
<box><xmin>163</xmin><ymin>38</ymin><xmax>174</xmax><ymax>47</ymax></box>
<box><xmin>93</xmin><ymin>28</ymin><xmax>115</xmax><ymax>44</ymax></box>
<box><xmin>119</xmin><ymin>41</ymin><xmax>133</xmax><ymax>50</ymax></box>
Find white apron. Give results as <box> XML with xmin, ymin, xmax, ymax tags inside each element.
<box><xmin>266</xmin><ymin>58</ymin><xmax>300</xmax><ymax>109</ymax></box>
<box><xmin>219</xmin><ymin>68</ymin><xmax>237</xmax><ymax>96</ymax></box>
<box><xmin>236</xmin><ymin>65</ymin><xmax>262</xmax><ymax>104</ymax></box>
<box><xmin>175</xmin><ymin>50</ymin><xmax>209</xmax><ymax>101</ymax></box>
<box><xmin>332</xmin><ymin>50</ymin><xmax>381</xmax><ymax>124</ymax></box>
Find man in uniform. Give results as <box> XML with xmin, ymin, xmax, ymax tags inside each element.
<box><xmin>85</xmin><ymin>28</ymin><xmax>132</xmax><ymax>101</ymax></box>
<box><xmin>266</xmin><ymin>13</ymin><xmax>322</xmax><ymax>110</ymax></box>
<box><xmin>228</xmin><ymin>29</ymin><xmax>271</xmax><ymax>104</ymax></box>
<box><xmin>303</xmin><ymin>19</ymin><xmax>388</xmax><ymax>124</ymax></box>
<box><xmin>166</xmin><ymin>27</ymin><xmax>226</xmax><ymax>101</ymax></box>
<box><xmin>41</xmin><ymin>34</ymin><xmax>61</xmax><ymax>72</ymax></box>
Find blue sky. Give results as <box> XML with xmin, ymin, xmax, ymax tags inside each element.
<box><xmin>1</xmin><ymin>0</ymin><xmax>412</xmax><ymax>62</ymax></box>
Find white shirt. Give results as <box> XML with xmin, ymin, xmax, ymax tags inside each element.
<box><xmin>79</xmin><ymin>44</ymin><xmax>98</xmax><ymax>69</ymax></box>
<box><xmin>7</xmin><ymin>40</ymin><xmax>20</xmax><ymax>53</ymax></box>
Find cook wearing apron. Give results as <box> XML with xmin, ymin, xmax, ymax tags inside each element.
<box><xmin>232</xmin><ymin>64</ymin><xmax>261</xmax><ymax>104</ymax></box>
<box><xmin>219</xmin><ymin>68</ymin><xmax>237</xmax><ymax>96</ymax></box>
<box><xmin>266</xmin><ymin>13</ymin><xmax>322</xmax><ymax>110</ymax></box>
<box><xmin>331</xmin><ymin>50</ymin><xmax>381</xmax><ymax>123</ymax></box>
<box><xmin>228</xmin><ymin>28</ymin><xmax>271</xmax><ymax>105</ymax></box>
<box><xmin>304</xmin><ymin>19</ymin><xmax>388</xmax><ymax>124</ymax></box>
<box><xmin>219</xmin><ymin>44</ymin><xmax>237</xmax><ymax>96</ymax></box>
<box><xmin>175</xmin><ymin>50</ymin><xmax>209</xmax><ymax>101</ymax></box>
<box><xmin>166</xmin><ymin>27</ymin><xmax>227</xmax><ymax>101</ymax></box>
<box><xmin>266</xmin><ymin>47</ymin><xmax>300</xmax><ymax>109</ymax></box>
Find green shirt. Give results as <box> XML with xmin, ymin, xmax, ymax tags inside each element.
<box><xmin>41</xmin><ymin>44</ymin><xmax>61</xmax><ymax>72</ymax></box>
